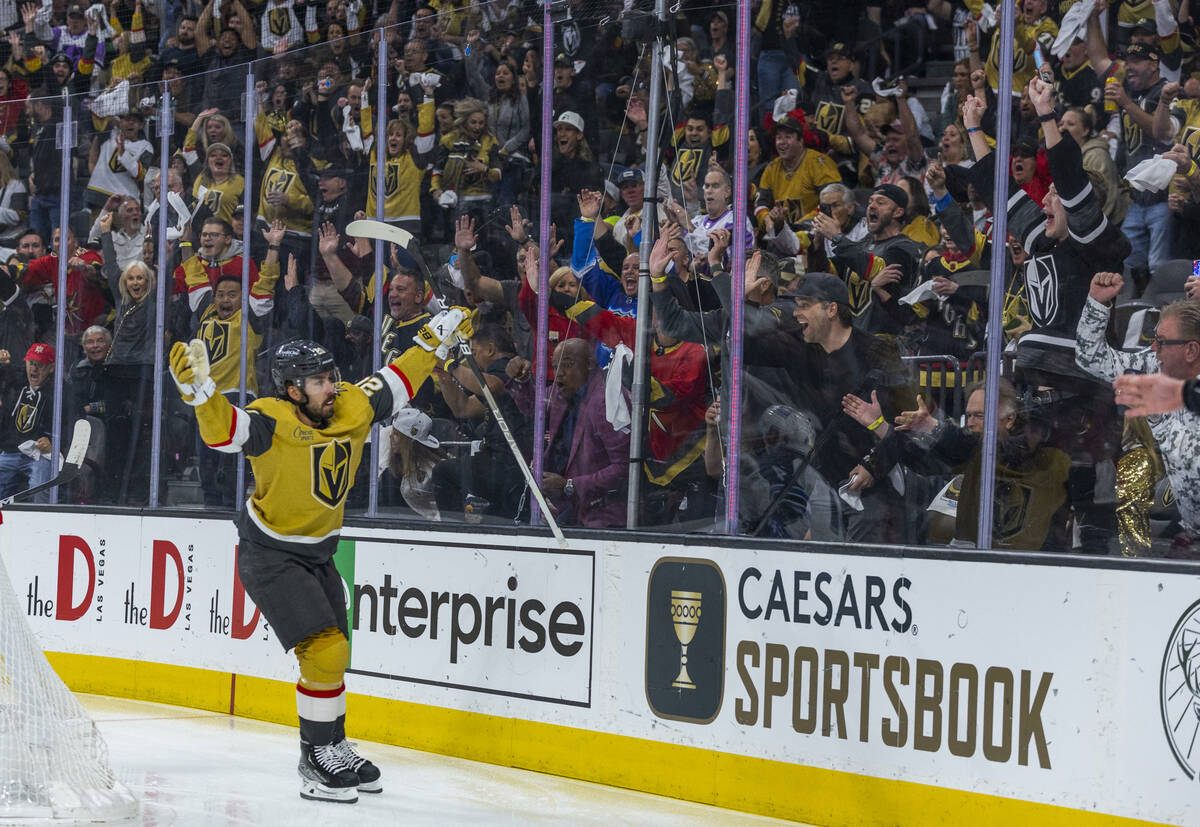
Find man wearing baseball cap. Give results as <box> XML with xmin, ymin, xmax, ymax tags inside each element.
<box><xmin>612</xmin><ymin>168</ymin><xmax>665</xmax><ymax>248</ymax></box>
<box><xmin>550</xmin><ymin>111</ymin><xmax>600</xmax><ymax>238</ymax></box>
<box><xmin>747</xmin><ymin>271</ymin><xmax>914</xmax><ymax>543</ymax></box>
<box><xmin>1087</xmin><ymin>3</ymin><xmax>1181</xmax><ymax>292</ymax></box>
<box><xmin>1115</xmin><ymin>14</ymin><xmax>1183</xmax><ymax>82</ymax></box>
<box><xmin>0</xmin><ymin>343</ymin><xmax>57</xmax><ymax>501</ymax></box>
<box><xmin>755</xmin><ymin>109</ymin><xmax>841</xmax><ymax>226</ymax></box>
<box><xmin>810</xmin><ymin>183</ymin><xmax>923</xmax><ymax>335</ymax></box>
<box><xmin>798</xmin><ymin>43</ymin><xmax>872</xmax><ymax>180</ymax></box>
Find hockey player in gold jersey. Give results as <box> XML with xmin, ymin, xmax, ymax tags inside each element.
<box><xmin>167</xmin><ymin>308</ymin><xmax>472</xmax><ymax>804</ymax></box>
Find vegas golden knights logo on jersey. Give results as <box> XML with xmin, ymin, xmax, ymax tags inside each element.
<box><xmin>671</xmin><ymin>148</ymin><xmax>703</xmax><ymax>185</ymax></box>
<box><xmin>201</xmin><ymin>319</ymin><xmax>230</xmax><ymax>363</ymax></box>
<box><xmin>847</xmin><ymin>270</ymin><xmax>872</xmax><ymax>317</ymax></box>
<box><xmin>269</xmin><ymin>7</ymin><xmax>292</xmax><ymax>36</ymax></box>
<box><xmin>385</xmin><ymin>162</ymin><xmax>400</xmax><ymax>196</ymax></box>
<box><xmin>1123</xmin><ymin>113</ymin><xmax>1146</xmax><ymax>156</ymax></box>
<box><xmin>14</xmin><ymin>402</ymin><xmax>35</xmax><ymax>433</ymax></box>
<box><xmin>203</xmin><ymin>188</ymin><xmax>223</xmax><ymax>214</ymax></box>
<box><xmin>814</xmin><ymin>101</ymin><xmax>846</xmax><ymax>135</ymax></box>
<box><xmin>993</xmin><ymin>480</ymin><xmax>1033</xmax><ymax>542</ymax></box>
<box><xmin>264</xmin><ymin>168</ymin><xmax>296</xmax><ymax>197</ymax></box>
<box><xmin>311</xmin><ymin>438</ymin><xmax>352</xmax><ymax>508</ymax></box>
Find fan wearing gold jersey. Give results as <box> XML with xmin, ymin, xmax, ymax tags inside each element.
<box><xmin>167</xmin><ymin>309</ymin><xmax>472</xmax><ymax>805</ymax></box>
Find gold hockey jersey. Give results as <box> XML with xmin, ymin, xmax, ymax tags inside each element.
<box><xmin>196</xmin><ymin>307</ymin><xmax>268</xmax><ymax>395</ymax></box>
<box><xmin>194</xmin><ymin>347</ymin><xmax>437</xmax><ymax>558</ymax></box>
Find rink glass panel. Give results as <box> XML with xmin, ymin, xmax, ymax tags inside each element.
<box><xmin>31</xmin><ymin>10</ymin><xmax>1105</xmax><ymax>556</ymax></box>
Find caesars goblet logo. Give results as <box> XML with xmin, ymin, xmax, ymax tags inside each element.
<box><xmin>670</xmin><ymin>591</ymin><xmax>702</xmax><ymax>690</ymax></box>
<box><xmin>646</xmin><ymin>558</ymin><xmax>724</xmax><ymax>723</ymax></box>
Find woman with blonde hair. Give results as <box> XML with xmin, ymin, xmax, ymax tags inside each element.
<box><xmin>429</xmin><ymin>97</ymin><xmax>502</xmax><ymax>224</ymax></box>
<box><xmin>99</xmin><ymin>211</ymin><xmax>158</xmax><ymax>503</ymax></box>
<box><xmin>517</xmin><ymin>247</ymin><xmax>593</xmax><ymax>372</ymax></box>
<box><xmin>464</xmin><ymin>50</ymin><xmax>531</xmax><ymax>207</ymax></box>
<box><xmin>192</xmin><ymin>142</ymin><xmax>245</xmax><ymax>226</ymax></box>
<box><xmin>182</xmin><ymin>109</ymin><xmax>240</xmax><ymax>174</ymax></box>
<box><xmin>362</xmin><ymin>78</ymin><xmax>438</xmax><ymax>236</ymax></box>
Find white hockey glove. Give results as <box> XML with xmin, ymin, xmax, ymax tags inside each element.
<box><xmin>169</xmin><ymin>339</ymin><xmax>217</xmax><ymax>406</ymax></box>
<box><xmin>413</xmin><ymin>307</ymin><xmax>474</xmax><ymax>360</ymax></box>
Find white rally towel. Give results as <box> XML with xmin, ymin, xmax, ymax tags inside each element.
<box><xmin>1125</xmin><ymin>156</ymin><xmax>1179</xmax><ymax>193</ymax></box>
<box><xmin>900</xmin><ymin>280</ymin><xmax>939</xmax><ymax>306</ymax></box>
<box><xmin>1051</xmin><ymin>0</ymin><xmax>1091</xmax><ymax>58</ymax></box>
<box><xmin>91</xmin><ymin>80</ymin><xmax>130</xmax><ymax>119</ymax></box>
<box><xmin>605</xmin><ymin>343</ymin><xmax>633</xmax><ymax>433</ymax></box>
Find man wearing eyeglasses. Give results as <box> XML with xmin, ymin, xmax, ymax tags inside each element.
<box><xmin>171</xmin><ymin>217</ymin><xmax>270</xmax><ymax>315</ymax></box>
<box><xmin>1076</xmin><ymin>270</ymin><xmax>1200</xmax><ymax>550</ymax></box>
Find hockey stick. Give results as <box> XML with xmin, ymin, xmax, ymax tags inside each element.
<box><xmin>0</xmin><ymin>419</ymin><xmax>92</xmax><ymax>506</ymax></box>
<box><xmin>347</xmin><ymin>220</ymin><xmax>568</xmax><ymax>547</ymax></box>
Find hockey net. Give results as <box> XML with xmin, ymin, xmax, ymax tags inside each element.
<box><xmin>0</xmin><ymin>551</ymin><xmax>137</xmax><ymax>820</ymax></box>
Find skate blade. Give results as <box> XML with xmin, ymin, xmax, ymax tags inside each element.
<box><xmin>357</xmin><ymin>778</ymin><xmax>383</xmax><ymax>794</ymax></box>
<box><xmin>299</xmin><ymin>781</ymin><xmax>359</xmax><ymax>804</ymax></box>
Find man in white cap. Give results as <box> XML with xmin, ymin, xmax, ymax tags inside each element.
<box><xmin>550</xmin><ymin>111</ymin><xmax>600</xmax><ymax>247</ymax></box>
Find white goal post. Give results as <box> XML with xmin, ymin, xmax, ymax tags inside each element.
<box><xmin>0</xmin><ymin>538</ymin><xmax>137</xmax><ymax>820</ymax></box>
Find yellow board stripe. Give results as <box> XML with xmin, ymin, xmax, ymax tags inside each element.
<box><xmin>45</xmin><ymin>652</ymin><xmax>1169</xmax><ymax>827</ymax></box>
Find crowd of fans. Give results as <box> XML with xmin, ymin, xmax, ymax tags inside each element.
<box><xmin>3</xmin><ymin>0</ymin><xmax>1200</xmax><ymax>557</ymax></box>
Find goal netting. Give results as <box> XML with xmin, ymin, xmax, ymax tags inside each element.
<box><xmin>0</xmin><ymin>550</ymin><xmax>137</xmax><ymax>821</ymax></box>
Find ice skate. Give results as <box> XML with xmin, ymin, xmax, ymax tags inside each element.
<box><xmin>335</xmin><ymin>739</ymin><xmax>382</xmax><ymax>793</ymax></box>
<box><xmin>298</xmin><ymin>740</ymin><xmax>360</xmax><ymax>803</ymax></box>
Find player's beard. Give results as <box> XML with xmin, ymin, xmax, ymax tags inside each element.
<box><xmin>300</xmin><ymin>394</ymin><xmax>335</xmax><ymax>430</ymax></box>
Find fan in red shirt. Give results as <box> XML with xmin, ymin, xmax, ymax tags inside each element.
<box><xmin>22</xmin><ymin>226</ymin><xmax>108</xmax><ymax>338</ymax></box>
<box><xmin>0</xmin><ymin>69</ymin><xmax>28</xmax><ymax>137</ymax></box>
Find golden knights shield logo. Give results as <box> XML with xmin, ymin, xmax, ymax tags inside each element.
<box><xmin>385</xmin><ymin>160</ymin><xmax>400</xmax><ymax>196</ymax></box>
<box><xmin>846</xmin><ymin>270</ymin><xmax>872</xmax><ymax>317</ymax></box>
<box><xmin>13</xmin><ymin>401</ymin><xmax>36</xmax><ymax>433</ymax></box>
<box><xmin>813</xmin><ymin>101</ymin><xmax>846</xmax><ymax>135</ymax></box>
<box><xmin>264</xmin><ymin>168</ymin><xmax>296</xmax><ymax>198</ymax></box>
<box><xmin>993</xmin><ymin>480</ymin><xmax>1033</xmax><ymax>542</ymax></box>
<box><xmin>671</xmin><ymin>148</ymin><xmax>703</xmax><ymax>186</ymax></box>
<box><xmin>203</xmin><ymin>188</ymin><xmax>223</xmax><ymax>215</ymax></box>
<box><xmin>201</xmin><ymin>319</ymin><xmax>230</xmax><ymax>364</ymax></box>
<box><xmin>269</xmin><ymin>7</ymin><xmax>292</xmax><ymax>37</ymax></box>
<box><xmin>1123</xmin><ymin>113</ymin><xmax>1145</xmax><ymax>157</ymax></box>
<box><xmin>311</xmin><ymin>438</ymin><xmax>353</xmax><ymax>508</ymax></box>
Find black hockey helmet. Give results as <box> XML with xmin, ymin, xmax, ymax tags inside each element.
<box><xmin>271</xmin><ymin>339</ymin><xmax>340</xmax><ymax>398</ymax></box>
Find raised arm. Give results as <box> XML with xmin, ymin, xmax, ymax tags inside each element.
<box><xmin>1154</xmin><ymin>81</ymin><xmax>1182</xmax><ymax>143</ymax></box>
<box><xmin>1075</xmin><ymin>272</ymin><xmax>1151</xmax><ymax>382</ymax></box>
<box><xmin>840</xmin><ymin>84</ymin><xmax>876</xmax><ymax>155</ymax></box>
<box><xmin>454</xmin><ymin>215</ymin><xmax>504</xmax><ymax>304</ymax></box>
<box><xmin>1028</xmin><ymin>76</ymin><xmax>1061</xmax><ymax>150</ymax></box>
<box><xmin>316</xmin><ymin>221</ymin><xmax>355</xmax><ymax>292</ymax></box>
<box><xmin>195</xmin><ymin>0</ymin><xmax>213</xmax><ymax>56</ymax></box>
<box><xmin>1086</xmin><ymin>0</ymin><xmax>1114</xmax><ymax>77</ymax></box>
<box><xmin>896</xmin><ymin>79</ymin><xmax>926</xmax><ymax>165</ymax></box>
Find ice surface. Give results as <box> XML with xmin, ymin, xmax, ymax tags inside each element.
<box><xmin>73</xmin><ymin>694</ymin><xmax>797</xmax><ymax>826</ymax></box>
